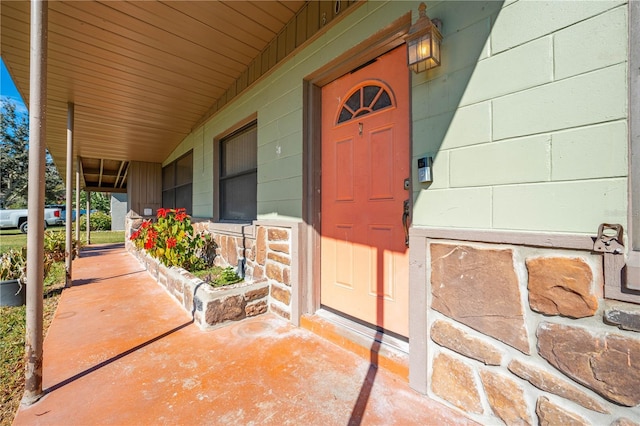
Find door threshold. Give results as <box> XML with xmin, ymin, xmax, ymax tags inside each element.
<box><xmin>301</xmin><ymin>309</ymin><xmax>410</xmax><ymax>381</ymax></box>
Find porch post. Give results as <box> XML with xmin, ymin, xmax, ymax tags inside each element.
<box><xmin>23</xmin><ymin>0</ymin><xmax>47</xmax><ymax>405</ymax></box>
<box><xmin>86</xmin><ymin>192</ymin><xmax>91</xmax><ymax>245</ymax></box>
<box><xmin>65</xmin><ymin>103</ymin><xmax>74</xmax><ymax>287</ymax></box>
<box><xmin>75</xmin><ymin>161</ymin><xmax>80</xmax><ymax>242</ymax></box>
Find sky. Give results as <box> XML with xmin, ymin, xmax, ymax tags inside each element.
<box><xmin>1</xmin><ymin>57</ymin><xmax>29</xmax><ymax>116</ymax></box>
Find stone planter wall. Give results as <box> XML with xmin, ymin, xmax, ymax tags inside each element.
<box><xmin>125</xmin><ymin>213</ymin><xmax>295</xmax><ymax>323</ymax></box>
<box><xmin>191</xmin><ymin>220</ymin><xmax>295</xmax><ymax>321</ymax></box>
<box><xmin>130</xmin><ymin>247</ymin><xmax>269</xmax><ymax>330</ymax></box>
<box><xmin>423</xmin><ymin>240</ymin><xmax>640</xmax><ymax>425</ymax></box>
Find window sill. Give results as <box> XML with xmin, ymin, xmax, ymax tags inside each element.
<box><xmin>208</xmin><ymin>221</ymin><xmax>256</xmax><ymax>238</ymax></box>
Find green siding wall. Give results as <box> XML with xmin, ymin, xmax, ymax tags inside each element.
<box><xmin>412</xmin><ymin>0</ymin><xmax>628</xmax><ymax>233</ymax></box>
<box><xmin>166</xmin><ymin>0</ymin><xmax>629</xmax><ymax>235</ymax></box>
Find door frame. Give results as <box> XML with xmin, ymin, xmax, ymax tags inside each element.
<box><xmin>300</xmin><ymin>13</ymin><xmax>412</xmax><ymax>329</ymax></box>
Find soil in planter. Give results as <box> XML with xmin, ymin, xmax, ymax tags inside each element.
<box><xmin>193</xmin><ymin>266</ymin><xmax>243</xmax><ymax>288</ymax></box>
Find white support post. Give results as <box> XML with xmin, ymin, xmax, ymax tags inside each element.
<box><xmin>86</xmin><ymin>192</ymin><xmax>91</xmax><ymax>245</ymax></box>
<box><xmin>75</xmin><ymin>161</ymin><xmax>80</xmax><ymax>244</ymax></box>
<box><xmin>23</xmin><ymin>0</ymin><xmax>48</xmax><ymax>406</ymax></box>
<box><xmin>65</xmin><ymin>103</ymin><xmax>74</xmax><ymax>287</ymax></box>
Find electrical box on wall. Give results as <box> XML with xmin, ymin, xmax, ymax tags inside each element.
<box><xmin>418</xmin><ymin>156</ymin><xmax>433</xmax><ymax>183</ymax></box>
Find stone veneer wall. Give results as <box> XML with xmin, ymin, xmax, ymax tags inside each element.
<box><xmin>423</xmin><ymin>240</ymin><xmax>640</xmax><ymax>425</ymax></box>
<box><xmin>191</xmin><ymin>221</ymin><xmax>294</xmax><ymax>321</ymax></box>
<box><xmin>126</xmin><ymin>213</ymin><xmax>294</xmax><ymax>322</ymax></box>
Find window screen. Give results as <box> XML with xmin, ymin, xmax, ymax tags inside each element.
<box><xmin>162</xmin><ymin>151</ymin><xmax>193</xmax><ymax>215</ymax></box>
<box><xmin>220</xmin><ymin>122</ymin><xmax>257</xmax><ymax>221</ymax></box>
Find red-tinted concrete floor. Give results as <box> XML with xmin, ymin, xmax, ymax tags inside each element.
<box><xmin>13</xmin><ymin>243</ymin><xmax>476</xmax><ymax>426</ymax></box>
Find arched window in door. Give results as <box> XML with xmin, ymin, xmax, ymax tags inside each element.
<box><xmin>336</xmin><ymin>81</ymin><xmax>395</xmax><ymax>124</ymax></box>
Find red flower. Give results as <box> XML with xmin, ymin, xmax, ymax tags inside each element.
<box><xmin>157</xmin><ymin>208</ymin><xmax>168</xmax><ymax>218</ymax></box>
<box><xmin>147</xmin><ymin>228</ymin><xmax>158</xmax><ymax>240</ymax></box>
<box><xmin>141</xmin><ymin>220</ymin><xmax>151</xmax><ymax>229</ymax></box>
<box><xmin>144</xmin><ymin>238</ymin><xmax>155</xmax><ymax>250</ymax></box>
<box><xmin>175</xmin><ymin>211</ymin><xmax>187</xmax><ymax>222</ymax></box>
<box><xmin>166</xmin><ymin>237</ymin><xmax>177</xmax><ymax>249</ymax></box>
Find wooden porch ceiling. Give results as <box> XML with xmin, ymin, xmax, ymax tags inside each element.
<box><xmin>0</xmin><ymin>0</ymin><xmax>334</xmax><ymax>192</ymax></box>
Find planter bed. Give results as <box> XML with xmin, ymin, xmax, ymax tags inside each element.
<box><xmin>132</xmin><ymin>249</ymin><xmax>269</xmax><ymax>330</ymax></box>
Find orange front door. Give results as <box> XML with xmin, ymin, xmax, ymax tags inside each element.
<box><xmin>320</xmin><ymin>47</ymin><xmax>410</xmax><ymax>337</ymax></box>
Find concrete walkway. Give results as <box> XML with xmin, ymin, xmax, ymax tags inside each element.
<box><xmin>14</xmin><ymin>244</ymin><xmax>476</xmax><ymax>425</ymax></box>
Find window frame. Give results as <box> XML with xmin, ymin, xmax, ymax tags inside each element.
<box><xmin>626</xmin><ymin>0</ymin><xmax>640</xmax><ymax>293</ymax></box>
<box><xmin>162</xmin><ymin>150</ymin><xmax>193</xmax><ymax>215</ymax></box>
<box><xmin>214</xmin><ymin>118</ymin><xmax>258</xmax><ymax>223</ymax></box>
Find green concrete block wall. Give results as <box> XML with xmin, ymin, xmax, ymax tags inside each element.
<box><xmin>165</xmin><ymin>0</ymin><xmax>629</xmax><ymax>235</ymax></box>
<box><xmin>412</xmin><ymin>1</ymin><xmax>628</xmax><ymax>233</ymax></box>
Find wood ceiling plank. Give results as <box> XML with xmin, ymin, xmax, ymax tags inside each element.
<box><xmin>3</xmin><ymin>25</ymin><xmax>233</xmax><ymax>93</ymax></box>
<box><xmin>52</xmin><ymin>2</ymin><xmax>243</xmax><ymax>77</ymax></box>
<box><xmin>225</xmin><ymin>2</ymin><xmax>284</xmax><ymax>34</ymax></box>
<box><xmin>282</xmin><ymin>1</ymin><xmax>308</xmax><ymax>14</ymax></box>
<box><xmin>163</xmin><ymin>1</ymin><xmax>273</xmax><ymax>46</ymax></box>
<box><xmin>45</xmin><ymin>102</ymin><xmax>195</xmax><ymax>136</ymax></box>
<box><xmin>48</xmin><ymin>21</ymin><xmax>237</xmax><ymax>87</ymax></box>
<box><xmin>113</xmin><ymin>1</ymin><xmax>259</xmax><ymax>64</ymax></box>
<box><xmin>6</xmin><ymin>56</ymin><xmax>213</xmax><ymax>118</ymax></box>
<box><xmin>2</xmin><ymin>0</ymin><xmax>310</xmax><ymax>181</ymax></box>
<box><xmin>252</xmin><ymin>1</ymin><xmax>297</xmax><ymax>24</ymax></box>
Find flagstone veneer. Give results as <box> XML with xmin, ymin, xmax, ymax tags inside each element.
<box><xmin>526</xmin><ymin>256</ymin><xmax>597</xmax><ymax>318</ymax></box>
<box><xmin>508</xmin><ymin>359</ymin><xmax>609</xmax><ymax>413</ymax></box>
<box><xmin>604</xmin><ymin>306</ymin><xmax>640</xmax><ymax>332</ymax></box>
<box><xmin>430</xmin><ymin>320</ymin><xmax>503</xmax><ymax>366</ymax></box>
<box><xmin>536</xmin><ymin>396</ymin><xmax>589</xmax><ymax>426</ymax></box>
<box><xmin>479</xmin><ymin>370</ymin><xmax>532</xmax><ymax>426</ymax></box>
<box><xmin>537</xmin><ymin>322</ymin><xmax>640</xmax><ymax>406</ymax></box>
<box><xmin>431</xmin><ymin>352</ymin><xmax>483</xmax><ymax>414</ymax></box>
<box><xmin>430</xmin><ymin>243</ymin><xmax>530</xmax><ymax>353</ymax></box>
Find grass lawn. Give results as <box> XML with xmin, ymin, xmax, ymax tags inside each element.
<box><xmin>0</xmin><ymin>226</ymin><xmax>125</xmax><ymax>252</ymax></box>
<box><xmin>0</xmin><ymin>228</ymin><xmax>124</xmax><ymax>425</ymax></box>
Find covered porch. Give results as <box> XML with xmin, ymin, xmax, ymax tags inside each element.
<box><xmin>12</xmin><ymin>243</ymin><xmax>475</xmax><ymax>425</ymax></box>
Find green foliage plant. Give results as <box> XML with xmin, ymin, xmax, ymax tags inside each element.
<box><xmin>194</xmin><ymin>266</ymin><xmax>243</xmax><ymax>287</ymax></box>
<box><xmin>0</xmin><ymin>246</ymin><xmax>54</xmax><ymax>285</ymax></box>
<box><xmin>43</xmin><ymin>230</ymin><xmax>80</xmax><ymax>262</ymax></box>
<box><xmin>79</xmin><ymin>211</ymin><xmax>111</xmax><ymax>231</ymax></box>
<box><xmin>0</xmin><ymin>248</ymin><xmax>27</xmax><ymax>283</ymax></box>
<box><xmin>130</xmin><ymin>208</ymin><xmax>213</xmax><ymax>271</ymax></box>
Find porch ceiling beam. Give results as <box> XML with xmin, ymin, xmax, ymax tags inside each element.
<box><xmin>78</xmin><ymin>157</ymin><xmax>86</xmax><ymax>188</ymax></box>
<box><xmin>113</xmin><ymin>160</ymin><xmax>126</xmax><ymax>189</ymax></box>
<box><xmin>119</xmin><ymin>162</ymin><xmax>129</xmax><ymax>189</ymax></box>
<box><xmin>98</xmin><ymin>158</ymin><xmax>104</xmax><ymax>187</ymax></box>
<box><xmin>84</xmin><ymin>186</ymin><xmax>127</xmax><ymax>194</ymax></box>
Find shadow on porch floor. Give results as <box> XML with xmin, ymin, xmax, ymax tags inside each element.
<box><xmin>13</xmin><ymin>243</ymin><xmax>477</xmax><ymax>425</ymax></box>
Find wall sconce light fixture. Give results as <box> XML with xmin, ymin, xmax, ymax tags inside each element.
<box><xmin>404</xmin><ymin>2</ymin><xmax>442</xmax><ymax>73</ymax></box>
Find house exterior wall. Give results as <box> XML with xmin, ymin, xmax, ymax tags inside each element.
<box><xmin>110</xmin><ymin>193</ymin><xmax>127</xmax><ymax>231</ymax></box>
<box><xmin>168</xmin><ymin>0</ymin><xmax>629</xmax><ymax>235</ymax></box>
<box><xmin>160</xmin><ymin>1</ymin><xmax>637</xmax><ymax>424</ymax></box>
<box><xmin>411</xmin><ymin>0</ymin><xmax>628</xmax><ymax>233</ymax></box>
<box><xmin>165</xmin><ymin>1</ymin><xmax>415</xmax><ymax>220</ymax></box>
<box><xmin>127</xmin><ymin>161</ymin><xmax>162</xmax><ymax>217</ymax></box>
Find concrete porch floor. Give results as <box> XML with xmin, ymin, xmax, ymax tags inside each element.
<box><xmin>13</xmin><ymin>244</ymin><xmax>477</xmax><ymax>425</ymax></box>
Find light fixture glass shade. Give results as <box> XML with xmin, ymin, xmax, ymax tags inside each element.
<box><xmin>404</xmin><ymin>3</ymin><xmax>442</xmax><ymax>73</ymax></box>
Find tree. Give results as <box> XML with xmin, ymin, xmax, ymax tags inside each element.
<box><xmin>45</xmin><ymin>156</ymin><xmax>65</xmax><ymax>205</ymax></box>
<box><xmin>1</xmin><ymin>98</ymin><xmax>66</xmax><ymax>208</ymax></box>
<box><xmin>79</xmin><ymin>191</ymin><xmax>110</xmax><ymax>213</ymax></box>
<box><xmin>0</xmin><ymin>100</ymin><xmax>29</xmax><ymax>208</ymax></box>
